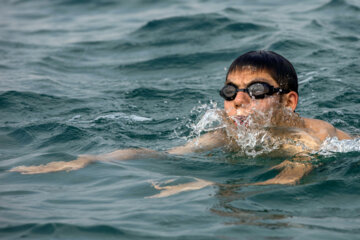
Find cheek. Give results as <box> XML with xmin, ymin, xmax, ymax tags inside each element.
<box><xmin>250</xmin><ymin>97</ymin><xmax>278</xmax><ymax>112</ymax></box>
<box><xmin>224</xmin><ymin>101</ymin><xmax>233</xmax><ymax>112</ymax></box>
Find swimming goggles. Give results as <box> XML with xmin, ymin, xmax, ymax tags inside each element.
<box><xmin>219</xmin><ymin>82</ymin><xmax>290</xmax><ymax>100</ymax></box>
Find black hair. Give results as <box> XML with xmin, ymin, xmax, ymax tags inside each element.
<box><xmin>226</xmin><ymin>50</ymin><xmax>298</xmax><ymax>94</ymax></box>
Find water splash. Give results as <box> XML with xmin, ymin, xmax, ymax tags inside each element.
<box><xmin>223</xmin><ymin>112</ymin><xmax>282</xmax><ymax>157</ymax></box>
<box><xmin>94</xmin><ymin>112</ymin><xmax>152</xmax><ymax>122</ymax></box>
<box><xmin>187</xmin><ymin>100</ymin><xmax>224</xmax><ymax>139</ymax></box>
<box><xmin>185</xmin><ymin>102</ymin><xmax>312</xmax><ymax>157</ymax></box>
<box><xmin>318</xmin><ymin>137</ymin><xmax>360</xmax><ymax>155</ymax></box>
<box><xmin>183</xmin><ymin>102</ymin><xmax>360</xmax><ymax>158</ymax></box>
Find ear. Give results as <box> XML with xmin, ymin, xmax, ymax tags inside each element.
<box><xmin>283</xmin><ymin>91</ymin><xmax>298</xmax><ymax>111</ymax></box>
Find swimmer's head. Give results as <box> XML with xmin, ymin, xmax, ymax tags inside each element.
<box><xmin>226</xmin><ymin>50</ymin><xmax>298</xmax><ymax>94</ymax></box>
<box><xmin>222</xmin><ymin>50</ymin><xmax>299</xmax><ymax>122</ymax></box>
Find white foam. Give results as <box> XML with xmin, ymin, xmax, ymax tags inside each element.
<box><xmin>187</xmin><ymin>101</ymin><xmax>223</xmax><ymax>138</ymax></box>
<box><xmin>94</xmin><ymin>112</ymin><xmax>152</xmax><ymax>122</ymax></box>
<box><xmin>192</xmin><ymin>109</ymin><xmax>224</xmax><ymax>134</ymax></box>
<box><xmin>186</xmin><ymin>103</ymin><xmax>281</xmax><ymax>157</ymax></box>
<box><xmin>318</xmin><ymin>137</ymin><xmax>360</xmax><ymax>155</ymax></box>
<box><xmin>68</xmin><ymin>114</ymin><xmax>82</xmax><ymax>122</ymax></box>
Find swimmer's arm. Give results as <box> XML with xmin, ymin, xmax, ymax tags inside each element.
<box><xmin>253</xmin><ymin>153</ymin><xmax>314</xmax><ymax>185</ymax></box>
<box><xmin>253</xmin><ymin>160</ymin><xmax>313</xmax><ymax>185</ymax></box>
<box><xmin>148</xmin><ymin>159</ymin><xmax>312</xmax><ymax>197</ymax></box>
<box><xmin>92</xmin><ymin>129</ymin><xmax>226</xmax><ymax>159</ymax></box>
<box><xmin>8</xmin><ymin>149</ymin><xmax>161</xmax><ymax>175</ymax></box>
<box><xmin>98</xmin><ymin>129</ymin><xmax>226</xmax><ymax>159</ymax></box>
<box><xmin>9</xmin><ymin>130</ymin><xmax>226</xmax><ymax>174</ymax></box>
<box><xmin>167</xmin><ymin>129</ymin><xmax>226</xmax><ymax>155</ymax></box>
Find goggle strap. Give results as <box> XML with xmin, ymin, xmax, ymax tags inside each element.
<box><xmin>274</xmin><ymin>88</ymin><xmax>290</xmax><ymax>94</ymax></box>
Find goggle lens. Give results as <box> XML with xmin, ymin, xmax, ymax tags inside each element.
<box><xmin>222</xmin><ymin>85</ymin><xmax>237</xmax><ymax>100</ymax></box>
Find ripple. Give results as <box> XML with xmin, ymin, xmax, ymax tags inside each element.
<box><xmin>269</xmin><ymin>39</ymin><xmax>319</xmax><ymax>52</ymax></box>
<box><xmin>308</xmin><ymin>48</ymin><xmax>338</xmax><ymax>58</ymax></box>
<box><xmin>303</xmin><ymin>19</ymin><xmax>324</xmax><ymax>30</ymax></box>
<box><xmin>118</xmin><ymin>50</ymin><xmax>236</xmax><ymax>71</ymax></box>
<box><xmin>0</xmin><ymin>223</ymin><xmax>129</xmax><ymax>239</ymax></box>
<box><xmin>7</xmin><ymin>128</ymin><xmax>35</xmax><ymax>145</ymax></box>
<box><xmin>124</xmin><ymin>87</ymin><xmax>206</xmax><ymax>100</ymax></box>
<box><xmin>223</xmin><ymin>7</ymin><xmax>245</xmax><ymax>14</ymax></box>
<box><xmin>0</xmin><ymin>91</ymin><xmax>83</xmax><ymax>112</ymax></box>
<box><xmin>38</xmin><ymin>125</ymin><xmax>89</xmax><ymax>148</ymax></box>
<box><xmin>0</xmin><ymin>64</ymin><xmax>13</xmax><ymax>70</ymax></box>
<box><xmin>334</xmin><ymin>35</ymin><xmax>359</xmax><ymax>42</ymax></box>
<box><xmin>135</xmin><ymin>13</ymin><xmax>231</xmax><ymax>35</ymax></box>
<box><xmin>55</xmin><ymin>0</ymin><xmax>118</xmax><ymax>8</ymax></box>
<box><xmin>223</xmin><ymin>22</ymin><xmax>270</xmax><ymax>32</ymax></box>
<box><xmin>0</xmin><ymin>39</ymin><xmax>45</xmax><ymax>50</ymax></box>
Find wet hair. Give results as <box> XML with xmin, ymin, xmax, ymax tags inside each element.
<box><xmin>226</xmin><ymin>50</ymin><xmax>298</xmax><ymax>94</ymax></box>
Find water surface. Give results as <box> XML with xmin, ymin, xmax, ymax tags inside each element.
<box><xmin>1</xmin><ymin>0</ymin><xmax>360</xmax><ymax>239</ymax></box>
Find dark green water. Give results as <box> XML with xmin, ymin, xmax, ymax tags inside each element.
<box><xmin>1</xmin><ymin>0</ymin><xmax>360</xmax><ymax>239</ymax></box>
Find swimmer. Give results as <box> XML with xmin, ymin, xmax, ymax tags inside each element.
<box><xmin>10</xmin><ymin>51</ymin><xmax>352</xmax><ymax>195</ymax></box>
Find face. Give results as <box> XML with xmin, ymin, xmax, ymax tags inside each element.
<box><xmin>224</xmin><ymin>69</ymin><xmax>282</xmax><ymax>121</ymax></box>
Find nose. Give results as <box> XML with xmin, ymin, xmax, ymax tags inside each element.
<box><xmin>233</xmin><ymin>91</ymin><xmax>251</xmax><ymax>107</ymax></box>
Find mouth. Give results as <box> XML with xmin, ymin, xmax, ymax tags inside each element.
<box><xmin>232</xmin><ymin>115</ymin><xmax>248</xmax><ymax>126</ymax></box>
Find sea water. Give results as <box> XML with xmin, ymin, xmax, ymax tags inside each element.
<box><xmin>1</xmin><ymin>0</ymin><xmax>360</xmax><ymax>239</ymax></box>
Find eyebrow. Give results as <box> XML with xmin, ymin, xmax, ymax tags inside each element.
<box><xmin>226</xmin><ymin>77</ymin><xmax>272</xmax><ymax>87</ymax></box>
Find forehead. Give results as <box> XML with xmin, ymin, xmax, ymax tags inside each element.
<box><xmin>226</xmin><ymin>69</ymin><xmax>278</xmax><ymax>87</ymax></box>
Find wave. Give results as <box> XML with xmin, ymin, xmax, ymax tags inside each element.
<box><xmin>73</xmin><ymin>16</ymin><xmax>269</xmax><ymax>53</ymax></box>
<box><xmin>0</xmin><ymin>39</ymin><xmax>45</xmax><ymax>50</ymax></box>
<box><xmin>4</xmin><ymin>122</ymin><xmax>90</xmax><ymax>150</ymax></box>
<box><xmin>118</xmin><ymin>50</ymin><xmax>236</xmax><ymax>71</ymax></box>
<box><xmin>333</xmin><ymin>35</ymin><xmax>359</xmax><ymax>42</ymax></box>
<box><xmin>0</xmin><ymin>64</ymin><xmax>13</xmax><ymax>70</ymax></box>
<box><xmin>269</xmin><ymin>39</ymin><xmax>319</xmax><ymax>52</ymax></box>
<box><xmin>30</xmin><ymin>56</ymin><xmax>90</xmax><ymax>74</ymax></box>
<box><xmin>131</xmin><ymin>13</ymin><xmax>272</xmax><ymax>43</ymax></box>
<box><xmin>303</xmin><ymin>19</ymin><xmax>324</xmax><ymax>30</ymax></box>
<box><xmin>223</xmin><ymin>22</ymin><xmax>270</xmax><ymax>32</ymax></box>
<box><xmin>0</xmin><ymin>91</ymin><xmax>83</xmax><ymax>112</ymax></box>
<box><xmin>316</xmin><ymin>90</ymin><xmax>360</xmax><ymax>108</ymax></box>
<box><xmin>310</xmin><ymin>0</ymin><xmax>360</xmax><ymax>13</ymax></box>
<box><xmin>308</xmin><ymin>48</ymin><xmax>338</xmax><ymax>58</ymax></box>
<box><xmin>223</xmin><ymin>7</ymin><xmax>245</xmax><ymax>14</ymax></box>
<box><xmin>134</xmin><ymin>13</ymin><xmax>231</xmax><ymax>35</ymax></box>
<box><xmin>6</xmin><ymin>128</ymin><xmax>35</xmax><ymax>145</ymax></box>
<box><xmin>39</xmin><ymin>125</ymin><xmax>89</xmax><ymax>147</ymax></box>
<box><xmin>0</xmin><ymin>223</ymin><xmax>129</xmax><ymax>239</ymax></box>
<box><xmin>54</xmin><ymin>0</ymin><xmax>118</xmax><ymax>8</ymax></box>
<box><xmin>124</xmin><ymin>87</ymin><xmax>207</xmax><ymax>101</ymax></box>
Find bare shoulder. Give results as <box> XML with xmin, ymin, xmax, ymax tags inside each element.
<box><xmin>303</xmin><ymin>117</ymin><xmax>352</xmax><ymax>141</ymax></box>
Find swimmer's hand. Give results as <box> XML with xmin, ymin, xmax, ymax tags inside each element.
<box><xmin>253</xmin><ymin>160</ymin><xmax>313</xmax><ymax>185</ymax></box>
<box><xmin>147</xmin><ymin>178</ymin><xmax>213</xmax><ymax>198</ymax></box>
<box><xmin>9</xmin><ymin>155</ymin><xmax>96</xmax><ymax>174</ymax></box>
